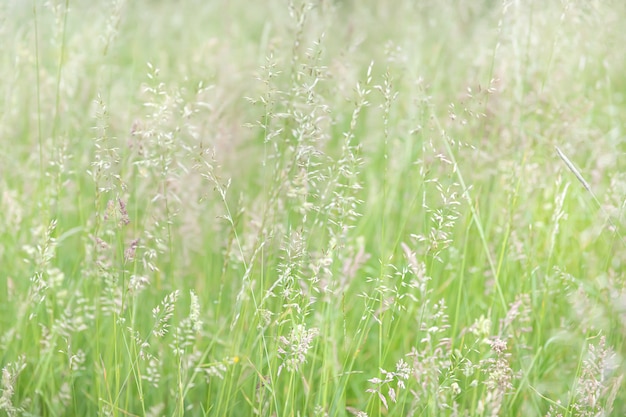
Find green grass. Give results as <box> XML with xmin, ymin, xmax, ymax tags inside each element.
<box><xmin>1</xmin><ymin>0</ymin><xmax>626</xmax><ymax>416</ymax></box>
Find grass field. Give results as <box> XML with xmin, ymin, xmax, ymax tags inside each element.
<box><xmin>1</xmin><ymin>0</ymin><xmax>626</xmax><ymax>416</ymax></box>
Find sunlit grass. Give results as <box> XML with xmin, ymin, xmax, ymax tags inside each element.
<box><xmin>1</xmin><ymin>1</ymin><xmax>625</xmax><ymax>416</ymax></box>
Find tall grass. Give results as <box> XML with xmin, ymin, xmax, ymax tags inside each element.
<box><xmin>1</xmin><ymin>0</ymin><xmax>625</xmax><ymax>416</ymax></box>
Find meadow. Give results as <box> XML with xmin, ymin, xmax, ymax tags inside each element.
<box><xmin>1</xmin><ymin>0</ymin><xmax>625</xmax><ymax>416</ymax></box>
